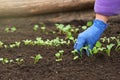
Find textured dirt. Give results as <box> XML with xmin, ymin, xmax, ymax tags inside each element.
<box><xmin>0</xmin><ymin>16</ymin><xmax>119</xmax><ymax>80</ymax></box>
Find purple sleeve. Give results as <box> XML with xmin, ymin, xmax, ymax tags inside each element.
<box><xmin>94</xmin><ymin>0</ymin><xmax>120</xmax><ymax>16</ymax></box>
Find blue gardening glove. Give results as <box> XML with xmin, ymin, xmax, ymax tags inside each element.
<box><xmin>74</xmin><ymin>19</ymin><xmax>108</xmax><ymax>56</ymax></box>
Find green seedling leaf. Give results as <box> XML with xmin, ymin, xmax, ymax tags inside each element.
<box><xmin>55</xmin><ymin>53</ymin><xmax>61</xmax><ymax>58</ymax></box>
<box><xmin>82</xmin><ymin>26</ymin><xmax>87</xmax><ymax>30</ymax></box>
<box><xmin>15</xmin><ymin>41</ymin><xmax>21</xmax><ymax>47</ymax></box>
<box><xmin>33</xmin><ymin>54</ymin><xmax>42</xmax><ymax>64</ymax></box>
<box><xmin>15</xmin><ymin>58</ymin><xmax>24</xmax><ymax>64</ymax></box>
<box><xmin>33</xmin><ymin>25</ymin><xmax>39</xmax><ymax>31</ymax></box>
<box><xmin>55</xmin><ymin>24</ymin><xmax>64</xmax><ymax>30</ymax></box>
<box><xmin>4</xmin><ymin>27</ymin><xmax>10</xmax><ymax>32</ymax></box>
<box><xmin>92</xmin><ymin>47</ymin><xmax>98</xmax><ymax>54</ymax></box>
<box><xmin>0</xmin><ymin>41</ymin><xmax>4</xmax><ymax>48</ymax></box>
<box><xmin>100</xmin><ymin>37</ymin><xmax>107</xmax><ymax>42</ymax></box>
<box><xmin>11</xmin><ymin>27</ymin><xmax>16</xmax><ymax>32</ymax></box>
<box><xmin>73</xmin><ymin>56</ymin><xmax>79</xmax><ymax>60</ymax></box>
<box><xmin>71</xmin><ymin>49</ymin><xmax>79</xmax><ymax>60</ymax></box>
<box><xmin>110</xmin><ymin>37</ymin><xmax>116</xmax><ymax>40</ymax></box>
<box><xmin>95</xmin><ymin>41</ymin><xmax>102</xmax><ymax>48</ymax></box>
<box><xmin>86</xmin><ymin>21</ymin><xmax>92</xmax><ymax>27</ymax></box>
<box><xmin>106</xmin><ymin>44</ymin><xmax>115</xmax><ymax>56</ymax></box>
<box><xmin>41</xmin><ymin>26</ymin><xmax>46</xmax><ymax>31</ymax></box>
<box><xmin>55</xmin><ymin>50</ymin><xmax>64</xmax><ymax>62</ymax></box>
<box><xmin>23</xmin><ymin>39</ymin><xmax>33</xmax><ymax>45</ymax></box>
<box><xmin>115</xmin><ymin>39</ymin><xmax>120</xmax><ymax>51</ymax></box>
<box><xmin>56</xmin><ymin>59</ymin><xmax>62</xmax><ymax>62</ymax></box>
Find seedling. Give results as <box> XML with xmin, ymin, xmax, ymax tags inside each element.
<box><xmin>34</xmin><ymin>37</ymin><xmax>44</xmax><ymax>46</ymax></box>
<box><xmin>100</xmin><ymin>37</ymin><xmax>107</xmax><ymax>43</ymax></box>
<box><xmin>55</xmin><ymin>24</ymin><xmax>64</xmax><ymax>33</ymax></box>
<box><xmin>9</xmin><ymin>42</ymin><xmax>21</xmax><ymax>48</ymax></box>
<box><xmin>110</xmin><ymin>37</ymin><xmax>116</xmax><ymax>40</ymax></box>
<box><xmin>40</xmin><ymin>23</ymin><xmax>46</xmax><ymax>32</ymax></box>
<box><xmin>4</xmin><ymin>45</ymin><xmax>8</xmax><ymax>48</ymax></box>
<box><xmin>11</xmin><ymin>27</ymin><xmax>17</xmax><ymax>32</ymax></box>
<box><xmin>92</xmin><ymin>41</ymin><xmax>105</xmax><ymax>54</ymax></box>
<box><xmin>105</xmin><ymin>44</ymin><xmax>115</xmax><ymax>56</ymax></box>
<box><xmin>33</xmin><ymin>24</ymin><xmax>39</xmax><ymax>31</ymax></box>
<box><xmin>86</xmin><ymin>21</ymin><xmax>92</xmax><ymax>27</ymax></box>
<box><xmin>55</xmin><ymin>50</ymin><xmax>64</xmax><ymax>62</ymax></box>
<box><xmin>81</xmin><ymin>26</ymin><xmax>87</xmax><ymax>30</ymax></box>
<box><xmin>15</xmin><ymin>41</ymin><xmax>21</xmax><ymax>47</ymax></box>
<box><xmin>71</xmin><ymin>49</ymin><xmax>79</xmax><ymax>60</ymax></box>
<box><xmin>4</xmin><ymin>27</ymin><xmax>9</xmax><ymax>32</ymax></box>
<box><xmin>31</xmin><ymin>54</ymin><xmax>42</xmax><ymax>64</ymax></box>
<box><xmin>80</xmin><ymin>45</ymin><xmax>92</xmax><ymax>56</ymax></box>
<box><xmin>23</xmin><ymin>39</ymin><xmax>34</xmax><ymax>45</ymax></box>
<box><xmin>15</xmin><ymin>58</ymin><xmax>24</xmax><ymax>64</ymax></box>
<box><xmin>115</xmin><ymin>38</ymin><xmax>120</xmax><ymax>51</ymax></box>
<box><xmin>4</xmin><ymin>27</ymin><xmax>17</xmax><ymax>32</ymax></box>
<box><xmin>0</xmin><ymin>41</ymin><xmax>4</xmax><ymax>48</ymax></box>
<box><xmin>0</xmin><ymin>58</ymin><xmax>9</xmax><ymax>64</ymax></box>
<box><xmin>9</xmin><ymin>44</ymin><xmax>16</xmax><ymax>48</ymax></box>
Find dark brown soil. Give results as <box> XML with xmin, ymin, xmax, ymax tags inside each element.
<box><xmin>0</xmin><ymin>17</ymin><xmax>119</xmax><ymax>80</ymax></box>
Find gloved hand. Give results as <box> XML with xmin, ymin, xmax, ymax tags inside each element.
<box><xmin>74</xmin><ymin>19</ymin><xmax>108</xmax><ymax>56</ymax></box>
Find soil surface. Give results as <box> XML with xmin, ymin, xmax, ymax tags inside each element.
<box><xmin>0</xmin><ymin>16</ymin><xmax>119</xmax><ymax>80</ymax></box>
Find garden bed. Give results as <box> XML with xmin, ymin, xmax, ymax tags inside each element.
<box><xmin>0</xmin><ymin>18</ymin><xmax>119</xmax><ymax>80</ymax></box>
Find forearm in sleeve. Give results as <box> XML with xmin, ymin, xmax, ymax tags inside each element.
<box><xmin>94</xmin><ymin>0</ymin><xmax>120</xmax><ymax>16</ymax></box>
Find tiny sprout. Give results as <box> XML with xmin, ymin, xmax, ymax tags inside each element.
<box><xmin>4</xmin><ymin>27</ymin><xmax>16</xmax><ymax>32</ymax></box>
<box><xmin>86</xmin><ymin>21</ymin><xmax>92</xmax><ymax>27</ymax></box>
<box><xmin>110</xmin><ymin>37</ymin><xmax>116</xmax><ymax>40</ymax></box>
<box><xmin>9</xmin><ymin>44</ymin><xmax>16</xmax><ymax>48</ymax></box>
<box><xmin>80</xmin><ymin>46</ymin><xmax>92</xmax><ymax>56</ymax></box>
<box><xmin>82</xmin><ymin>26</ymin><xmax>87</xmax><ymax>30</ymax></box>
<box><xmin>4</xmin><ymin>27</ymin><xmax>9</xmax><ymax>32</ymax></box>
<box><xmin>52</xmin><ymin>31</ymin><xmax>56</xmax><ymax>34</ymax></box>
<box><xmin>11</xmin><ymin>27</ymin><xmax>17</xmax><ymax>32</ymax></box>
<box><xmin>55</xmin><ymin>50</ymin><xmax>64</xmax><ymax>62</ymax></box>
<box><xmin>32</xmin><ymin>54</ymin><xmax>42</xmax><ymax>64</ymax></box>
<box><xmin>115</xmin><ymin>39</ymin><xmax>120</xmax><ymax>51</ymax></box>
<box><xmin>33</xmin><ymin>25</ymin><xmax>39</xmax><ymax>31</ymax></box>
<box><xmin>4</xmin><ymin>45</ymin><xmax>8</xmax><ymax>48</ymax></box>
<box><xmin>0</xmin><ymin>58</ymin><xmax>9</xmax><ymax>64</ymax></box>
<box><xmin>95</xmin><ymin>41</ymin><xmax>102</xmax><ymax>47</ymax></box>
<box><xmin>23</xmin><ymin>39</ymin><xmax>33</xmax><ymax>45</ymax></box>
<box><xmin>100</xmin><ymin>37</ymin><xmax>107</xmax><ymax>42</ymax></box>
<box><xmin>15</xmin><ymin>41</ymin><xmax>21</xmax><ymax>47</ymax></box>
<box><xmin>15</xmin><ymin>58</ymin><xmax>24</xmax><ymax>64</ymax></box>
<box><xmin>71</xmin><ymin>49</ymin><xmax>79</xmax><ymax>60</ymax></box>
<box><xmin>74</xmin><ymin>28</ymin><xmax>79</xmax><ymax>33</ymax></box>
<box><xmin>40</xmin><ymin>23</ymin><xmax>46</xmax><ymax>32</ymax></box>
<box><xmin>0</xmin><ymin>41</ymin><xmax>4</xmax><ymax>48</ymax></box>
<box><xmin>106</xmin><ymin>44</ymin><xmax>115</xmax><ymax>56</ymax></box>
<box><xmin>41</xmin><ymin>26</ymin><xmax>46</xmax><ymax>31</ymax></box>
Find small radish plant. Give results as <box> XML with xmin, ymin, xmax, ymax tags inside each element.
<box><xmin>5</xmin><ymin>27</ymin><xmax>17</xmax><ymax>32</ymax></box>
<box><xmin>86</xmin><ymin>21</ymin><xmax>93</xmax><ymax>27</ymax></box>
<box><xmin>0</xmin><ymin>58</ymin><xmax>11</xmax><ymax>64</ymax></box>
<box><xmin>0</xmin><ymin>41</ymin><xmax>4</xmax><ymax>48</ymax></box>
<box><xmin>31</xmin><ymin>54</ymin><xmax>42</xmax><ymax>64</ymax></box>
<box><xmin>55</xmin><ymin>50</ymin><xmax>64</xmax><ymax>62</ymax></box>
<box><xmin>33</xmin><ymin>24</ymin><xmax>39</xmax><ymax>31</ymax></box>
<box><xmin>71</xmin><ymin>49</ymin><xmax>79</xmax><ymax>60</ymax></box>
<box><xmin>81</xmin><ymin>26</ymin><xmax>87</xmax><ymax>30</ymax></box>
<box><xmin>11</xmin><ymin>27</ymin><xmax>17</xmax><ymax>32</ymax></box>
<box><xmin>92</xmin><ymin>41</ymin><xmax>105</xmax><ymax>54</ymax></box>
<box><xmin>15</xmin><ymin>58</ymin><xmax>24</xmax><ymax>64</ymax></box>
<box><xmin>40</xmin><ymin>23</ymin><xmax>46</xmax><ymax>32</ymax></box>
<box><xmin>23</xmin><ymin>39</ymin><xmax>34</xmax><ymax>45</ymax></box>
<box><xmin>105</xmin><ymin>44</ymin><xmax>115</xmax><ymax>56</ymax></box>
<box><xmin>115</xmin><ymin>38</ymin><xmax>120</xmax><ymax>51</ymax></box>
